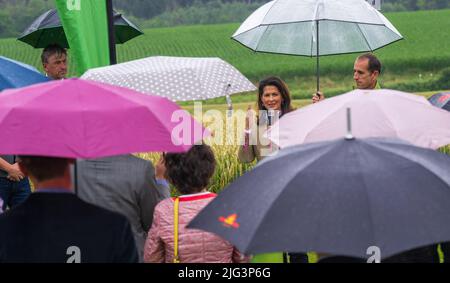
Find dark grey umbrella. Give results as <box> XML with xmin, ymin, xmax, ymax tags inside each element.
<box><xmin>189</xmin><ymin>137</ymin><xmax>450</xmax><ymax>260</ymax></box>
<box><xmin>18</xmin><ymin>9</ymin><xmax>143</xmax><ymax>48</ymax></box>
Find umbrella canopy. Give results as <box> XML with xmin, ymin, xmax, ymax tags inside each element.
<box><xmin>81</xmin><ymin>56</ymin><xmax>257</xmax><ymax>102</ymax></box>
<box><xmin>0</xmin><ymin>79</ymin><xmax>206</xmax><ymax>159</ymax></box>
<box><xmin>18</xmin><ymin>9</ymin><xmax>143</xmax><ymax>48</ymax></box>
<box><xmin>233</xmin><ymin>0</ymin><xmax>402</xmax><ymax>56</ymax></box>
<box><xmin>189</xmin><ymin>137</ymin><xmax>450</xmax><ymax>260</ymax></box>
<box><xmin>268</xmin><ymin>89</ymin><xmax>450</xmax><ymax>150</ymax></box>
<box><xmin>428</xmin><ymin>92</ymin><xmax>450</xmax><ymax>111</ymax></box>
<box><xmin>0</xmin><ymin>56</ymin><xmax>49</xmax><ymax>91</ymax></box>
<box><xmin>232</xmin><ymin>0</ymin><xmax>403</xmax><ymax>91</ymax></box>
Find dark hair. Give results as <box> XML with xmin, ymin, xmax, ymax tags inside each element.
<box><xmin>18</xmin><ymin>156</ymin><xmax>71</xmax><ymax>182</ymax></box>
<box><xmin>257</xmin><ymin>76</ymin><xmax>294</xmax><ymax>116</ymax></box>
<box><xmin>163</xmin><ymin>144</ymin><xmax>216</xmax><ymax>195</ymax></box>
<box><xmin>357</xmin><ymin>53</ymin><xmax>382</xmax><ymax>74</ymax></box>
<box><xmin>41</xmin><ymin>44</ymin><xmax>67</xmax><ymax>64</ymax></box>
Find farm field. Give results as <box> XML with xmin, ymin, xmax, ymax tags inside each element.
<box><xmin>0</xmin><ymin>9</ymin><xmax>449</xmax><ymax>100</ymax></box>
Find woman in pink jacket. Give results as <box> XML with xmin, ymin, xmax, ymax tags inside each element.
<box><xmin>144</xmin><ymin>144</ymin><xmax>249</xmax><ymax>263</ymax></box>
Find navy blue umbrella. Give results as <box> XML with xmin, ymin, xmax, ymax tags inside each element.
<box><xmin>0</xmin><ymin>56</ymin><xmax>49</xmax><ymax>92</ymax></box>
<box><xmin>428</xmin><ymin>92</ymin><xmax>450</xmax><ymax>112</ymax></box>
<box><xmin>189</xmin><ymin>137</ymin><xmax>450</xmax><ymax>260</ymax></box>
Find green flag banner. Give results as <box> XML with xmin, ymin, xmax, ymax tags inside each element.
<box><xmin>55</xmin><ymin>0</ymin><xmax>110</xmax><ymax>76</ymax></box>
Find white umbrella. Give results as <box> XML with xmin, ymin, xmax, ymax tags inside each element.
<box><xmin>268</xmin><ymin>89</ymin><xmax>450</xmax><ymax>150</ymax></box>
<box><xmin>82</xmin><ymin>56</ymin><xmax>256</xmax><ymax>106</ymax></box>
<box><xmin>232</xmin><ymin>0</ymin><xmax>403</xmax><ymax>91</ymax></box>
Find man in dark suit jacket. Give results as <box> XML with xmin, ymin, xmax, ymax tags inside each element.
<box><xmin>0</xmin><ymin>156</ymin><xmax>138</xmax><ymax>263</ymax></box>
<box><xmin>76</xmin><ymin>154</ymin><xmax>170</xmax><ymax>262</ymax></box>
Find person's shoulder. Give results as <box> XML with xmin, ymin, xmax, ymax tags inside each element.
<box><xmin>119</xmin><ymin>154</ymin><xmax>154</xmax><ymax>171</ymax></box>
<box><xmin>284</xmin><ymin>107</ymin><xmax>296</xmax><ymax>114</ymax></box>
<box><xmin>155</xmin><ymin>197</ymin><xmax>173</xmax><ymax>210</ymax></box>
<box><xmin>76</xmin><ymin>196</ymin><xmax>129</xmax><ymax>223</ymax></box>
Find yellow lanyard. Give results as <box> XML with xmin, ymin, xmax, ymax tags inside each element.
<box><xmin>173</xmin><ymin>197</ymin><xmax>180</xmax><ymax>263</ymax></box>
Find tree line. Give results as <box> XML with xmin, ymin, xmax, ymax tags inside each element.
<box><xmin>111</xmin><ymin>0</ymin><xmax>450</xmax><ymax>19</ymax></box>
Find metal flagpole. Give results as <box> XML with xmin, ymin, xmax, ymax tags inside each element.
<box><xmin>106</xmin><ymin>0</ymin><xmax>117</xmax><ymax>65</ymax></box>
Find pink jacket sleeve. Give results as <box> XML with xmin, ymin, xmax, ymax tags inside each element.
<box><xmin>144</xmin><ymin>207</ymin><xmax>165</xmax><ymax>263</ymax></box>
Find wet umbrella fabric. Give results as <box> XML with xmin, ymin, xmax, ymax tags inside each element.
<box><xmin>18</xmin><ymin>9</ymin><xmax>143</xmax><ymax>48</ymax></box>
<box><xmin>0</xmin><ymin>56</ymin><xmax>49</xmax><ymax>91</ymax></box>
<box><xmin>189</xmin><ymin>137</ymin><xmax>450</xmax><ymax>259</ymax></box>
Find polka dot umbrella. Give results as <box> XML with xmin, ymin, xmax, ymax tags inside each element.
<box><xmin>81</xmin><ymin>56</ymin><xmax>257</xmax><ymax>107</ymax></box>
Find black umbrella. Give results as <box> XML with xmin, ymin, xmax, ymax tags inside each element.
<box><xmin>18</xmin><ymin>9</ymin><xmax>143</xmax><ymax>48</ymax></box>
<box><xmin>189</xmin><ymin>136</ymin><xmax>450</xmax><ymax>260</ymax></box>
<box><xmin>428</xmin><ymin>92</ymin><xmax>450</xmax><ymax>112</ymax></box>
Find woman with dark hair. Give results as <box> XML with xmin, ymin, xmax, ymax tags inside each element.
<box><xmin>238</xmin><ymin>76</ymin><xmax>295</xmax><ymax>163</ymax></box>
<box><xmin>237</xmin><ymin>77</ymin><xmax>307</xmax><ymax>263</ymax></box>
<box><xmin>144</xmin><ymin>144</ymin><xmax>248</xmax><ymax>263</ymax></box>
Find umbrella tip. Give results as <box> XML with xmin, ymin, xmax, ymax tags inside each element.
<box><xmin>345</xmin><ymin>133</ymin><xmax>355</xmax><ymax>140</ymax></box>
<box><xmin>345</xmin><ymin>107</ymin><xmax>354</xmax><ymax>140</ymax></box>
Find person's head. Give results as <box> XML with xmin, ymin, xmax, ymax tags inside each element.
<box><xmin>41</xmin><ymin>44</ymin><xmax>68</xmax><ymax>80</ymax></box>
<box><xmin>17</xmin><ymin>156</ymin><xmax>72</xmax><ymax>185</ymax></box>
<box><xmin>163</xmin><ymin>144</ymin><xmax>216</xmax><ymax>195</ymax></box>
<box><xmin>257</xmin><ymin>76</ymin><xmax>294</xmax><ymax>115</ymax></box>
<box><xmin>353</xmin><ymin>53</ymin><xmax>381</xmax><ymax>89</ymax></box>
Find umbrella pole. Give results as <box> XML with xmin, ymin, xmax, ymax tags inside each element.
<box><xmin>316</xmin><ymin>20</ymin><xmax>319</xmax><ymax>93</ymax></box>
<box><xmin>74</xmin><ymin>160</ymin><xmax>78</xmax><ymax>195</ymax></box>
<box><xmin>225</xmin><ymin>84</ymin><xmax>233</xmax><ymax>117</ymax></box>
<box><xmin>345</xmin><ymin>107</ymin><xmax>354</xmax><ymax>140</ymax></box>
<box><xmin>106</xmin><ymin>0</ymin><xmax>117</xmax><ymax>65</ymax></box>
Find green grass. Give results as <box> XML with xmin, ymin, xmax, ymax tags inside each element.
<box><xmin>0</xmin><ymin>9</ymin><xmax>449</xmax><ymax>98</ymax></box>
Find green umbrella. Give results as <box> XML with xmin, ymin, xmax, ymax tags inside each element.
<box><xmin>18</xmin><ymin>9</ymin><xmax>143</xmax><ymax>48</ymax></box>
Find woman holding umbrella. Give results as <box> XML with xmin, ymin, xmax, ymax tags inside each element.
<box><xmin>238</xmin><ymin>76</ymin><xmax>294</xmax><ymax>163</ymax></box>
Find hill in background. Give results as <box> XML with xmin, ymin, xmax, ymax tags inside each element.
<box><xmin>0</xmin><ymin>0</ymin><xmax>449</xmax><ymax>38</ymax></box>
<box><xmin>1</xmin><ymin>8</ymin><xmax>449</xmax><ymax>101</ymax></box>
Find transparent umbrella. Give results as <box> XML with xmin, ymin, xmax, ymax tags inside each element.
<box><xmin>232</xmin><ymin>0</ymin><xmax>403</xmax><ymax>92</ymax></box>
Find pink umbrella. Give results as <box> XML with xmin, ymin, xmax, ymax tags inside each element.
<box><xmin>269</xmin><ymin>89</ymin><xmax>450</xmax><ymax>150</ymax></box>
<box><xmin>0</xmin><ymin>79</ymin><xmax>207</xmax><ymax>158</ymax></box>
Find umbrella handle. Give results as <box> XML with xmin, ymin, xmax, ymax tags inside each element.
<box><xmin>316</xmin><ymin>20</ymin><xmax>320</xmax><ymax>93</ymax></box>
<box><xmin>225</xmin><ymin>84</ymin><xmax>233</xmax><ymax>117</ymax></box>
<box><xmin>345</xmin><ymin>108</ymin><xmax>354</xmax><ymax>140</ymax></box>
